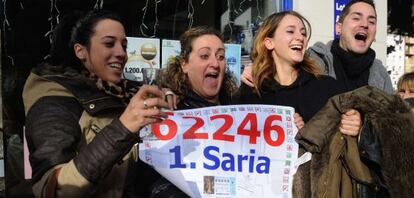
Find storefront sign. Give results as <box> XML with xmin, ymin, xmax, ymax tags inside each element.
<box><xmin>334</xmin><ymin>0</ymin><xmax>350</xmax><ymax>38</ymax></box>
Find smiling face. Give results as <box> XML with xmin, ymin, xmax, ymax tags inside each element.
<box><xmin>264</xmin><ymin>14</ymin><xmax>308</xmax><ymax>67</ymax></box>
<box><xmin>74</xmin><ymin>19</ymin><xmax>127</xmax><ymax>83</ymax></box>
<box><xmin>181</xmin><ymin>34</ymin><xmax>226</xmax><ymax>103</ymax></box>
<box><xmin>336</xmin><ymin>2</ymin><xmax>377</xmax><ymax>54</ymax></box>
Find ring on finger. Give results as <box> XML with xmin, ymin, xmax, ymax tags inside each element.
<box><xmin>143</xmin><ymin>100</ymin><xmax>149</xmax><ymax>109</ymax></box>
<box><xmin>165</xmin><ymin>90</ymin><xmax>174</xmax><ymax>96</ymax></box>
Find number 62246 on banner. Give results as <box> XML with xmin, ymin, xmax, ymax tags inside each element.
<box><xmin>151</xmin><ymin>111</ymin><xmax>287</xmax><ymax>147</ymax></box>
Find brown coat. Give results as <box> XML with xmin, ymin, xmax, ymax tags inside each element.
<box><xmin>294</xmin><ymin>86</ymin><xmax>414</xmax><ymax>197</ymax></box>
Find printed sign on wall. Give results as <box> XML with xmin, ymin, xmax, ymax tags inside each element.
<box><xmin>224</xmin><ymin>44</ymin><xmax>242</xmax><ymax>86</ymax></box>
<box><xmin>123</xmin><ymin>37</ymin><xmax>160</xmax><ymax>82</ymax></box>
<box><xmin>161</xmin><ymin>39</ymin><xmax>181</xmax><ymax>68</ymax></box>
<box><xmin>334</xmin><ymin>0</ymin><xmax>351</xmax><ymax>38</ymax></box>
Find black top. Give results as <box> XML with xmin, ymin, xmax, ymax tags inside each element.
<box><xmin>177</xmin><ymin>88</ymin><xmax>232</xmax><ymax>110</ymax></box>
<box><xmin>177</xmin><ymin>88</ymin><xmax>220</xmax><ymax>110</ymax></box>
<box><xmin>237</xmin><ymin>69</ymin><xmax>341</xmax><ymax>122</ymax></box>
<box><xmin>405</xmin><ymin>97</ymin><xmax>414</xmax><ymax>108</ymax></box>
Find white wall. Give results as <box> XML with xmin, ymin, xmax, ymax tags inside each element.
<box><xmin>294</xmin><ymin>0</ymin><xmax>387</xmax><ymax>63</ymax></box>
<box><xmin>386</xmin><ymin>34</ymin><xmax>405</xmax><ymax>88</ymax></box>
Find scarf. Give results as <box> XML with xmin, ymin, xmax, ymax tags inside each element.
<box><xmin>331</xmin><ymin>38</ymin><xmax>375</xmax><ymax>92</ymax></box>
<box><xmin>85</xmin><ymin>71</ymin><xmax>140</xmax><ymax>105</ymax></box>
<box><xmin>34</xmin><ymin>63</ymin><xmax>140</xmax><ymax>105</ymax></box>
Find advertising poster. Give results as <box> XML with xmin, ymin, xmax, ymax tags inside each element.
<box><xmin>139</xmin><ymin>104</ymin><xmax>299</xmax><ymax>198</ymax></box>
<box><xmin>334</xmin><ymin>0</ymin><xmax>351</xmax><ymax>38</ymax></box>
<box><xmin>161</xmin><ymin>39</ymin><xmax>181</xmax><ymax>68</ymax></box>
<box><xmin>123</xmin><ymin>37</ymin><xmax>160</xmax><ymax>82</ymax></box>
<box><xmin>224</xmin><ymin>44</ymin><xmax>242</xmax><ymax>86</ymax></box>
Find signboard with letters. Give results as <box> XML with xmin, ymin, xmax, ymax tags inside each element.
<box><xmin>334</xmin><ymin>0</ymin><xmax>351</xmax><ymax>38</ymax></box>
<box><xmin>139</xmin><ymin>104</ymin><xmax>299</xmax><ymax>198</ymax></box>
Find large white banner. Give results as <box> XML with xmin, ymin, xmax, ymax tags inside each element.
<box><xmin>139</xmin><ymin>105</ymin><xmax>299</xmax><ymax>198</ymax></box>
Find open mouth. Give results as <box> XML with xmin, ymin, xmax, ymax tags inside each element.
<box><xmin>290</xmin><ymin>44</ymin><xmax>303</xmax><ymax>51</ymax></box>
<box><xmin>205</xmin><ymin>72</ymin><xmax>219</xmax><ymax>79</ymax></box>
<box><xmin>355</xmin><ymin>32</ymin><xmax>367</xmax><ymax>41</ymax></box>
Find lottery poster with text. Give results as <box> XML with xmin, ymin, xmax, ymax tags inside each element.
<box><xmin>139</xmin><ymin>104</ymin><xmax>299</xmax><ymax>198</ymax></box>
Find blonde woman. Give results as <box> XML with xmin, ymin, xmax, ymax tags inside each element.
<box><xmin>238</xmin><ymin>11</ymin><xmax>361</xmax><ymax>135</ymax></box>
<box><xmin>397</xmin><ymin>71</ymin><xmax>414</xmax><ymax>107</ymax></box>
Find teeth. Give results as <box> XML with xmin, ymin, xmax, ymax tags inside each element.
<box><xmin>290</xmin><ymin>44</ymin><xmax>302</xmax><ymax>50</ymax></box>
<box><xmin>356</xmin><ymin>32</ymin><xmax>367</xmax><ymax>36</ymax></box>
<box><xmin>109</xmin><ymin>63</ymin><xmax>121</xmax><ymax>69</ymax></box>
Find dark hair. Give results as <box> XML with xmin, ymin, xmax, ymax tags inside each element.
<box><xmin>251</xmin><ymin>11</ymin><xmax>321</xmax><ymax>95</ymax></box>
<box><xmin>47</xmin><ymin>10</ymin><xmax>123</xmax><ymax>71</ymax></box>
<box><xmin>48</xmin><ymin>10</ymin><xmax>85</xmax><ymax>66</ymax></box>
<box><xmin>163</xmin><ymin>26</ymin><xmax>238</xmax><ymax>103</ymax></box>
<box><xmin>178</xmin><ymin>26</ymin><xmax>224</xmax><ymax>62</ymax></box>
<box><xmin>338</xmin><ymin>0</ymin><xmax>376</xmax><ymax>23</ymax></box>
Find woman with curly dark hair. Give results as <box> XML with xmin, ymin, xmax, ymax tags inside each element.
<box><xmin>163</xmin><ymin>26</ymin><xmax>238</xmax><ymax>109</ymax></box>
<box><xmin>149</xmin><ymin>26</ymin><xmax>239</xmax><ymax>197</ymax></box>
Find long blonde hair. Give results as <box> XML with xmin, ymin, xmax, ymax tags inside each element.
<box><xmin>252</xmin><ymin>11</ymin><xmax>322</xmax><ymax>95</ymax></box>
